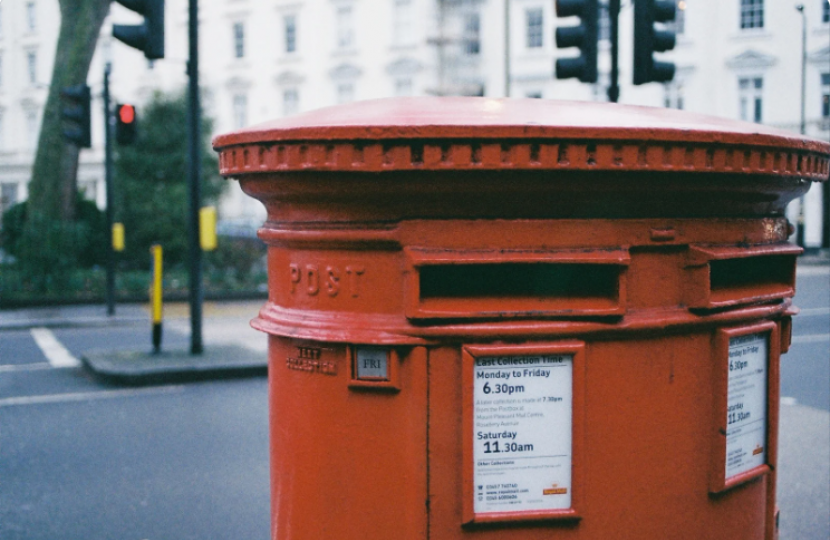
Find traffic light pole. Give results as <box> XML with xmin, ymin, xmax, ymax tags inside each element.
<box><xmin>187</xmin><ymin>0</ymin><xmax>204</xmax><ymax>355</ymax></box>
<box><xmin>104</xmin><ymin>63</ymin><xmax>116</xmax><ymax>316</ymax></box>
<box><xmin>607</xmin><ymin>0</ymin><xmax>620</xmax><ymax>103</ymax></box>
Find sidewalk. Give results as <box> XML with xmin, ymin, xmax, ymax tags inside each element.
<box><xmin>0</xmin><ymin>300</ymin><xmax>268</xmax><ymax>383</ymax></box>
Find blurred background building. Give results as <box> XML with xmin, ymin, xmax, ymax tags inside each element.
<box><xmin>0</xmin><ymin>0</ymin><xmax>828</xmax><ymax>246</ymax></box>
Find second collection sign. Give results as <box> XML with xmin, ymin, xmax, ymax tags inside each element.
<box><xmin>472</xmin><ymin>354</ymin><xmax>573</xmax><ymax>515</ymax></box>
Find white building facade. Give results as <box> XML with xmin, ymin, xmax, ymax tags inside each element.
<box><xmin>0</xmin><ymin>0</ymin><xmax>828</xmax><ymax>245</ymax></box>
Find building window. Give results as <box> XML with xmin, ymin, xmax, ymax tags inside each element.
<box><xmin>673</xmin><ymin>0</ymin><xmax>686</xmax><ymax>34</ymax></box>
<box><xmin>393</xmin><ymin>0</ymin><xmax>414</xmax><ymax>46</ymax></box>
<box><xmin>233</xmin><ymin>22</ymin><xmax>245</xmax><ymax>58</ymax></box>
<box><xmin>526</xmin><ymin>91</ymin><xmax>543</xmax><ymax>98</ymax></box>
<box><xmin>738</xmin><ymin>77</ymin><xmax>763</xmax><ymax>123</ymax></box>
<box><xmin>663</xmin><ymin>81</ymin><xmax>684</xmax><ymax>110</ymax></box>
<box><xmin>26</xmin><ymin>1</ymin><xmax>36</xmax><ymax>32</ymax></box>
<box><xmin>1</xmin><ymin>183</ymin><xmax>19</xmax><ymax>215</ymax></box>
<box><xmin>283</xmin><ymin>88</ymin><xmax>299</xmax><ymax>116</ymax></box>
<box><xmin>336</xmin><ymin>5</ymin><xmax>354</xmax><ymax>49</ymax></box>
<box><xmin>232</xmin><ymin>94</ymin><xmax>247</xmax><ymax>128</ymax></box>
<box><xmin>821</xmin><ymin>73</ymin><xmax>830</xmax><ymax>119</ymax></box>
<box><xmin>823</xmin><ymin>0</ymin><xmax>830</xmax><ymax>23</ymax></box>
<box><xmin>463</xmin><ymin>13</ymin><xmax>480</xmax><ymax>55</ymax></box>
<box><xmin>27</xmin><ymin>51</ymin><xmax>37</xmax><ymax>84</ymax></box>
<box><xmin>526</xmin><ymin>8</ymin><xmax>543</xmax><ymax>48</ymax></box>
<box><xmin>26</xmin><ymin>110</ymin><xmax>38</xmax><ymax>149</ymax></box>
<box><xmin>337</xmin><ymin>82</ymin><xmax>354</xmax><ymax>103</ymax></box>
<box><xmin>740</xmin><ymin>0</ymin><xmax>763</xmax><ymax>30</ymax></box>
<box><xmin>284</xmin><ymin>15</ymin><xmax>297</xmax><ymax>53</ymax></box>
<box><xmin>599</xmin><ymin>2</ymin><xmax>610</xmax><ymax>41</ymax></box>
<box><xmin>395</xmin><ymin>77</ymin><xmax>413</xmax><ymax>96</ymax></box>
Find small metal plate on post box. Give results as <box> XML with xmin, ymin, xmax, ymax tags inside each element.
<box><xmin>355</xmin><ymin>348</ymin><xmax>389</xmax><ymax>380</ymax></box>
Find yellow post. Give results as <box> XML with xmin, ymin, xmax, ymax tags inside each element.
<box><xmin>199</xmin><ymin>206</ymin><xmax>218</xmax><ymax>251</ymax></box>
<box><xmin>150</xmin><ymin>244</ymin><xmax>163</xmax><ymax>353</ymax></box>
<box><xmin>112</xmin><ymin>223</ymin><xmax>125</xmax><ymax>252</ymax></box>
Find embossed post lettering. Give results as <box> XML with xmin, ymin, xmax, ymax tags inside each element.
<box><xmin>288</xmin><ymin>262</ymin><xmax>364</xmax><ymax>298</ymax></box>
<box><xmin>346</xmin><ymin>265</ymin><xmax>365</xmax><ymax>298</ymax></box>
<box><xmin>289</xmin><ymin>263</ymin><xmax>301</xmax><ymax>293</ymax></box>
<box><xmin>306</xmin><ymin>264</ymin><xmax>319</xmax><ymax>295</ymax></box>
<box><xmin>326</xmin><ymin>266</ymin><xmax>341</xmax><ymax>297</ymax></box>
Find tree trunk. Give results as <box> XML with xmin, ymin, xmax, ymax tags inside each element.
<box><xmin>27</xmin><ymin>0</ymin><xmax>111</xmax><ymax>223</ymax></box>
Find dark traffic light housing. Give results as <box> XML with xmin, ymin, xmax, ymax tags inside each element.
<box><xmin>554</xmin><ymin>0</ymin><xmax>598</xmax><ymax>83</ymax></box>
<box><xmin>116</xmin><ymin>103</ymin><xmax>137</xmax><ymax>146</ymax></box>
<box><xmin>61</xmin><ymin>84</ymin><xmax>92</xmax><ymax>148</ymax></box>
<box><xmin>113</xmin><ymin>0</ymin><xmax>165</xmax><ymax>60</ymax></box>
<box><xmin>633</xmin><ymin>0</ymin><xmax>676</xmax><ymax>85</ymax></box>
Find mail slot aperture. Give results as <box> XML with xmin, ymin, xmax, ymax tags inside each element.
<box><xmin>685</xmin><ymin>244</ymin><xmax>801</xmax><ymax>310</ymax></box>
<box><xmin>406</xmin><ymin>248</ymin><xmax>629</xmax><ymax>319</ymax></box>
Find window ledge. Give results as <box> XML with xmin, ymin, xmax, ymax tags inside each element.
<box><xmin>278</xmin><ymin>54</ymin><xmax>302</xmax><ymax>64</ymax></box>
<box><xmin>389</xmin><ymin>43</ymin><xmax>418</xmax><ymax>52</ymax></box>
<box><xmin>730</xmin><ymin>30</ymin><xmax>773</xmax><ymax>41</ymax></box>
<box><xmin>332</xmin><ymin>48</ymin><xmax>359</xmax><ymax>57</ymax></box>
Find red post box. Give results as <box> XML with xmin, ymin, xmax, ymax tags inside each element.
<box><xmin>213</xmin><ymin>98</ymin><xmax>830</xmax><ymax>540</ymax></box>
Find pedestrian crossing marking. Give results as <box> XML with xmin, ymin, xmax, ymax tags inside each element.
<box><xmin>30</xmin><ymin>328</ymin><xmax>81</xmax><ymax>368</ymax></box>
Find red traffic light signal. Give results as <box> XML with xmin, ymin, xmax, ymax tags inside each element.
<box><xmin>116</xmin><ymin>103</ymin><xmax>137</xmax><ymax>145</ymax></box>
<box><xmin>119</xmin><ymin>103</ymin><xmax>136</xmax><ymax>124</ymax></box>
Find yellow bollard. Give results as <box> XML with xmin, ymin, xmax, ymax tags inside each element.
<box><xmin>150</xmin><ymin>244</ymin><xmax>163</xmax><ymax>353</ymax></box>
<box><xmin>199</xmin><ymin>206</ymin><xmax>217</xmax><ymax>251</ymax></box>
<box><xmin>112</xmin><ymin>223</ymin><xmax>125</xmax><ymax>252</ymax></box>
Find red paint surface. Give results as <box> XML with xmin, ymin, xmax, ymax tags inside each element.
<box><xmin>213</xmin><ymin>98</ymin><xmax>829</xmax><ymax>540</ymax></box>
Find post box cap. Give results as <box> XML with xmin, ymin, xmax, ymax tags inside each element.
<box><xmin>213</xmin><ymin>97</ymin><xmax>830</xmax><ymax>180</ymax></box>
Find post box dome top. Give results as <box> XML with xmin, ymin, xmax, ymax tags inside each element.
<box><xmin>213</xmin><ymin>97</ymin><xmax>830</xmax><ymax>180</ymax></box>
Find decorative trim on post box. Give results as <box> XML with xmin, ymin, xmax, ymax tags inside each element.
<box><xmin>404</xmin><ymin>248</ymin><xmax>630</xmax><ymax>320</ymax></box>
<box><xmin>709</xmin><ymin>322</ymin><xmax>780</xmax><ymax>494</ymax></box>
<box><xmin>461</xmin><ymin>342</ymin><xmax>585</xmax><ymax>525</ymax></box>
<box><xmin>685</xmin><ymin>243</ymin><xmax>801</xmax><ymax>311</ymax></box>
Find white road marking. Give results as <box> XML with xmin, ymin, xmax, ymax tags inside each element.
<box><xmin>798</xmin><ymin>307</ymin><xmax>830</xmax><ymax>316</ymax></box>
<box><xmin>796</xmin><ymin>266</ymin><xmax>830</xmax><ymax>277</ymax></box>
<box><xmin>29</xmin><ymin>327</ymin><xmax>81</xmax><ymax>368</ymax></box>
<box><xmin>792</xmin><ymin>333</ymin><xmax>830</xmax><ymax>344</ymax></box>
<box><xmin>0</xmin><ymin>363</ymin><xmax>52</xmax><ymax>373</ymax></box>
<box><xmin>0</xmin><ymin>385</ymin><xmax>186</xmax><ymax>407</ymax></box>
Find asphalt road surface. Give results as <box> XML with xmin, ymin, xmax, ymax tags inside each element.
<box><xmin>0</xmin><ymin>266</ymin><xmax>827</xmax><ymax>539</ymax></box>
<box><xmin>0</xmin><ymin>326</ymin><xmax>270</xmax><ymax>540</ymax></box>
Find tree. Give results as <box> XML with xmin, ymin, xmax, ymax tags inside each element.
<box><xmin>28</xmin><ymin>0</ymin><xmax>111</xmax><ymax>223</ymax></box>
<box><xmin>115</xmin><ymin>90</ymin><xmax>225</xmax><ymax>269</ymax></box>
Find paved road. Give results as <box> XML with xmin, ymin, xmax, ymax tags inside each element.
<box><xmin>777</xmin><ymin>266</ymin><xmax>830</xmax><ymax>540</ymax></box>
<box><xmin>0</xmin><ymin>319</ymin><xmax>270</xmax><ymax>540</ymax></box>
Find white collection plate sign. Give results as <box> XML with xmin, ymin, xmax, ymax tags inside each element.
<box><xmin>472</xmin><ymin>354</ymin><xmax>573</xmax><ymax>514</ymax></box>
<box><xmin>725</xmin><ymin>333</ymin><xmax>768</xmax><ymax>479</ymax></box>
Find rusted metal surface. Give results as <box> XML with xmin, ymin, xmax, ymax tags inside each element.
<box><xmin>214</xmin><ymin>98</ymin><xmax>830</xmax><ymax>540</ymax></box>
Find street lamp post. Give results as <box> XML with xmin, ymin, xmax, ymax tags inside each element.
<box><xmin>796</xmin><ymin>4</ymin><xmax>807</xmax><ymax>248</ymax></box>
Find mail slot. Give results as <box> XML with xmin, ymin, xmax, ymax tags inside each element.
<box><xmin>213</xmin><ymin>98</ymin><xmax>830</xmax><ymax>540</ymax></box>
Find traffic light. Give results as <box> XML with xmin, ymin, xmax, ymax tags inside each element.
<box><xmin>633</xmin><ymin>0</ymin><xmax>676</xmax><ymax>85</ymax></box>
<box><xmin>116</xmin><ymin>103</ymin><xmax>137</xmax><ymax>146</ymax></box>
<box><xmin>112</xmin><ymin>0</ymin><xmax>165</xmax><ymax>60</ymax></box>
<box><xmin>60</xmin><ymin>84</ymin><xmax>92</xmax><ymax>148</ymax></box>
<box><xmin>554</xmin><ymin>0</ymin><xmax>598</xmax><ymax>83</ymax></box>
